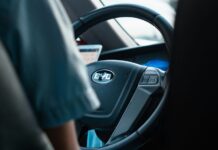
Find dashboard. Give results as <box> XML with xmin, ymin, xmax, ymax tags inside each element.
<box><xmin>99</xmin><ymin>43</ymin><xmax>169</xmax><ymax>71</ymax></box>
<box><xmin>78</xmin><ymin>42</ymin><xmax>169</xmax><ymax>71</ymax></box>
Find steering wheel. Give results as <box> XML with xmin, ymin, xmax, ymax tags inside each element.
<box><xmin>73</xmin><ymin>4</ymin><xmax>173</xmax><ymax>150</ymax></box>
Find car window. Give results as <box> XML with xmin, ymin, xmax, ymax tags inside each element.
<box><xmin>99</xmin><ymin>0</ymin><xmax>178</xmax><ymax>46</ymax></box>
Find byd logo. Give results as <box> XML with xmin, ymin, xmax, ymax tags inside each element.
<box><xmin>92</xmin><ymin>69</ymin><xmax>114</xmax><ymax>84</ymax></box>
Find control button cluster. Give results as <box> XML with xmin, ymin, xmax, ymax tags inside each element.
<box><xmin>140</xmin><ymin>68</ymin><xmax>160</xmax><ymax>85</ymax></box>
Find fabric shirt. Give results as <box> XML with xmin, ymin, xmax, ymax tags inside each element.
<box><xmin>0</xmin><ymin>0</ymin><xmax>100</xmax><ymax>128</ymax></box>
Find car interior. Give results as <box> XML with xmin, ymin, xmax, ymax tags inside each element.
<box><xmin>0</xmin><ymin>0</ymin><xmax>217</xmax><ymax>150</ymax></box>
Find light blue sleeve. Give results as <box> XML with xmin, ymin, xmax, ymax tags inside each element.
<box><xmin>0</xmin><ymin>0</ymin><xmax>100</xmax><ymax>128</ymax></box>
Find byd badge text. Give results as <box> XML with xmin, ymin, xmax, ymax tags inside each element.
<box><xmin>92</xmin><ymin>69</ymin><xmax>114</xmax><ymax>84</ymax></box>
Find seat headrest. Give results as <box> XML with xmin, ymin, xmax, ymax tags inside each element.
<box><xmin>164</xmin><ymin>0</ymin><xmax>218</xmax><ymax>149</ymax></box>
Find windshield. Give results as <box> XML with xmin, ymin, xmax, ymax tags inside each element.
<box><xmin>99</xmin><ymin>0</ymin><xmax>178</xmax><ymax>46</ymax></box>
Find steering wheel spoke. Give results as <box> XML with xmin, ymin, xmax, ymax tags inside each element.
<box><xmin>106</xmin><ymin>67</ymin><xmax>164</xmax><ymax>144</ymax></box>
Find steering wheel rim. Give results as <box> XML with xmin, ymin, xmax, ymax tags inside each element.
<box><xmin>73</xmin><ymin>4</ymin><xmax>172</xmax><ymax>150</ymax></box>
<box><xmin>73</xmin><ymin>4</ymin><xmax>173</xmax><ymax>51</ymax></box>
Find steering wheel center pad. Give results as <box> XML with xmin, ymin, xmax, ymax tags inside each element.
<box><xmin>81</xmin><ymin>60</ymin><xmax>145</xmax><ymax>128</ymax></box>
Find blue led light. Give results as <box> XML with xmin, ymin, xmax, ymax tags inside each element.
<box><xmin>87</xmin><ymin>130</ymin><xmax>104</xmax><ymax>148</ymax></box>
<box><xmin>144</xmin><ymin>59</ymin><xmax>169</xmax><ymax>71</ymax></box>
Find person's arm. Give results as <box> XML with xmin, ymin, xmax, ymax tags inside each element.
<box><xmin>45</xmin><ymin>121</ymin><xmax>79</xmax><ymax>150</ymax></box>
